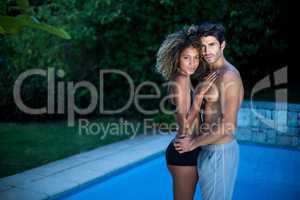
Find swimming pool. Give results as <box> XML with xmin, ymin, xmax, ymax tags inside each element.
<box><xmin>57</xmin><ymin>143</ymin><xmax>300</xmax><ymax>200</ymax></box>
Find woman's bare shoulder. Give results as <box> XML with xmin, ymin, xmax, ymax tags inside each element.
<box><xmin>170</xmin><ymin>73</ymin><xmax>188</xmax><ymax>88</ymax></box>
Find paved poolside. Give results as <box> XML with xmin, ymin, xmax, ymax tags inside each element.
<box><xmin>1</xmin><ymin>131</ymin><xmax>299</xmax><ymax>200</ymax></box>
<box><xmin>0</xmin><ymin>133</ymin><xmax>174</xmax><ymax>200</ymax></box>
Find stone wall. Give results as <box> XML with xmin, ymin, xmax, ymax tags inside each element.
<box><xmin>236</xmin><ymin>101</ymin><xmax>300</xmax><ymax>148</ymax></box>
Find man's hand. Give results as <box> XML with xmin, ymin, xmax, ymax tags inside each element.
<box><xmin>173</xmin><ymin>135</ymin><xmax>195</xmax><ymax>154</ymax></box>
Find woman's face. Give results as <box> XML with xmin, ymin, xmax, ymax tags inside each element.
<box><xmin>179</xmin><ymin>46</ymin><xmax>200</xmax><ymax>76</ymax></box>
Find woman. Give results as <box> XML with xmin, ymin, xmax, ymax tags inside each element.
<box><xmin>156</xmin><ymin>26</ymin><xmax>217</xmax><ymax>200</ymax></box>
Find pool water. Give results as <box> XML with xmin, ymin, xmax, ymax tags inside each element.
<box><xmin>58</xmin><ymin>143</ymin><xmax>300</xmax><ymax>200</ymax></box>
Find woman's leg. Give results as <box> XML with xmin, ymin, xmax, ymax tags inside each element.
<box><xmin>168</xmin><ymin>165</ymin><xmax>198</xmax><ymax>200</ymax></box>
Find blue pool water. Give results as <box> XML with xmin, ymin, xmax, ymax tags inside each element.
<box><xmin>58</xmin><ymin>143</ymin><xmax>300</xmax><ymax>200</ymax></box>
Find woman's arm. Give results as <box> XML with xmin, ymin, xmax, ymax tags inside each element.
<box><xmin>171</xmin><ymin>75</ymin><xmax>190</xmax><ymax>135</ymax></box>
<box><xmin>174</xmin><ymin>71</ymin><xmax>243</xmax><ymax>153</ymax></box>
<box><xmin>172</xmin><ymin>72</ymin><xmax>218</xmax><ymax>135</ymax></box>
<box><xmin>185</xmin><ymin>72</ymin><xmax>218</xmax><ymax>129</ymax></box>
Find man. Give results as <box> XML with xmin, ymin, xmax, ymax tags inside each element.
<box><xmin>174</xmin><ymin>22</ymin><xmax>244</xmax><ymax>200</ymax></box>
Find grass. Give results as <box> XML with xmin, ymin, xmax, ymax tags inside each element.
<box><xmin>0</xmin><ymin>118</ymin><xmax>146</xmax><ymax>178</ymax></box>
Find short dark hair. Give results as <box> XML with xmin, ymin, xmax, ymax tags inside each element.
<box><xmin>197</xmin><ymin>21</ymin><xmax>225</xmax><ymax>44</ymax></box>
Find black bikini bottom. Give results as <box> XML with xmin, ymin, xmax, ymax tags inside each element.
<box><xmin>165</xmin><ymin>140</ymin><xmax>202</xmax><ymax>166</ymax></box>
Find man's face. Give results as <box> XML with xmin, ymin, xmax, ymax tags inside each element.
<box><xmin>200</xmin><ymin>36</ymin><xmax>225</xmax><ymax>65</ymax></box>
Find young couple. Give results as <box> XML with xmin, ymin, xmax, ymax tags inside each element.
<box><xmin>156</xmin><ymin>22</ymin><xmax>244</xmax><ymax>200</ymax></box>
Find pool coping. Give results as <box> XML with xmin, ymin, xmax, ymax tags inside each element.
<box><xmin>0</xmin><ymin>133</ymin><xmax>174</xmax><ymax>200</ymax></box>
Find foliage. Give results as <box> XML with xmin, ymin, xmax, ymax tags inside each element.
<box><xmin>0</xmin><ymin>0</ymin><xmax>288</xmax><ymax>120</ymax></box>
<box><xmin>0</xmin><ymin>0</ymin><xmax>71</xmax><ymax>39</ymax></box>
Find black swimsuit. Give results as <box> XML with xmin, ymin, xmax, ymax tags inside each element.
<box><xmin>166</xmin><ymin>140</ymin><xmax>202</xmax><ymax>166</ymax></box>
<box><xmin>165</xmin><ymin>96</ymin><xmax>206</xmax><ymax>166</ymax></box>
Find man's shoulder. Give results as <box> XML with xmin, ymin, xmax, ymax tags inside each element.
<box><xmin>219</xmin><ymin>70</ymin><xmax>236</xmax><ymax>83</ymax></box>
<box><xmin>220</xmin><ymin>64</ymin><xmax>241</xmax><ymax>82</ymax></box>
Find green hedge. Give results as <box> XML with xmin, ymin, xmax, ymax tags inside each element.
<box><xmin>0</xmin><ymin>0</ymin><xmax>288</xmax><ymax>120</ymax></box>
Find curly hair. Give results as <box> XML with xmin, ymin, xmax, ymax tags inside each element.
<box><xmin>156</xmin><ymin>25</ymin><xmax>202</xmax><ymax>80</ymax></box>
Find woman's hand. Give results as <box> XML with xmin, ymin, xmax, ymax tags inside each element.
<box><xmin>173</xmin><ymin>135</ymin><xmax>195</xmax><ymax>154</ymax></box>
<box><xmin>195</xmin><ymin>71</ymin><xmax>218</xmax><ymax>97</ymax></box>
